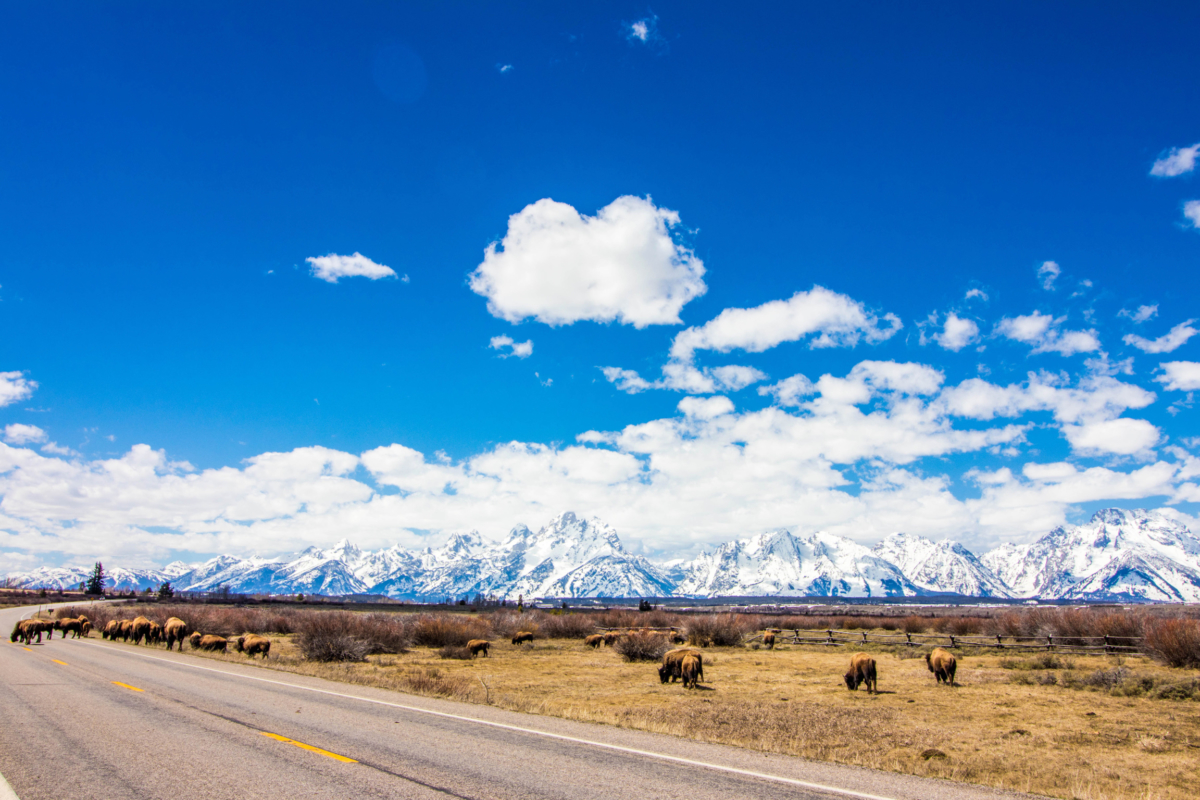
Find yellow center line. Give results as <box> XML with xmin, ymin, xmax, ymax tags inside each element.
<box><xmin>260</xmin><ymin>732</ymin><xmax>357</xmax><ymax>763</ymax></box>
<box><xmin>52</xmin><ymin>659</ymin><xmax>68</xmax><ymax>666</ymax></box>
<box><xmin>22</xmin><ymin>647</ymin><xmax>32</xmax><ymax>652</ymax></box>
<box><xmin>111</xmin><ymin>681</ymin><xmax>143</xmax><ymax>692</ymax></box>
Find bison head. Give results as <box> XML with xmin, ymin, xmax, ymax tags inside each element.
<box><xmin>844</xmin><ymin>671</ymin><xmax>860</xmax><ymax>690</ymax></box>
<box><xmin>658</xmin><ymin>664</ymin><xmax>672</xmax><ymax>684</ymax></box>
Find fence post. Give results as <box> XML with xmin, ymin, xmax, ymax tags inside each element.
<box><xmin>905</xmin><ymin>632</ymin><xmax>912</xmax><ymax>647</ymax></box>
<box><xmin>1047</xmin><ymin>635</ymin><xmax>1053</xmax><ymax>651</ymax></box>
<box><xmin>949</xmin><ymin>635</ymin><xmax>956</xmax><ymax>648</ymax></box>
<box><xmin>862</xmin><ymin>631</ymin><xmax>868</xmax><ymax>644</ymax></box>
<box><xmin>996</xmin><ymin>634</ymin><xmax>1003</xmax><ymax>649</ymax></box>
<box><xmin>1104</xmin><ymin>635</ymin><xmax>1110</xmax><ymax>655</ymax></box>
<box><xmin>827</xmin><ymin>629</ymin><xmax>834</xmax><ymax>646</ymax></box>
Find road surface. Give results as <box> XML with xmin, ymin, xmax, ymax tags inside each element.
<box><xmin>0</xmin><ymin>603</ymin><xmax>1047</xmax><ymax>800</ymax></box>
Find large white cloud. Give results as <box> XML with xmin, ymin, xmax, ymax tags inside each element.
<box><xmin>306</xmin><ymin>252</ymin><xmax>399</xmax><ymax>283</ymax></box>
<box><xmin>0</xmin><ymin>372</ymin><xmax>37</xmax><ymax>407</ymax></box>
<box><xmin>933</xmin><ymin>312</ymin><xmax>980</xmax><ymax>351</ymax></box>
<box><xmin>1156</xmin><ymin>361</ymin><xmax>1200</xmax><ymax>391</ymax></box>
<box><xmin>2</xmin><ymin>425</ymin><xmax>46</xmax><ymax>445</ymax></box>
<box><xmin>469</xmin><ymin>196</ymin><xmax>706</xmax><ymax>328</ymax></box>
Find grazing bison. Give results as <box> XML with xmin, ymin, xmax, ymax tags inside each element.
<box><xmin>163</xmin><ymin>617</ymin><xmax>188</xmax><ymax>651</ymax></box>
<box><xmin>762</xmin><ymin>632</ymin><xmax>776</xmax><ymax>650</ymax></box>
<box><xmin>926</xmin><ymin>648</ymin><xmax>957</xmax><ymax>685</ymax></box>
<box><xmin>129</xmin><ymin>616</ymin><xmax>152</xmax><ymax>645</ymax></box>
<box><xmin>583</xmin><ymin>634</ymin><xmax>604</xmax><ymax>649</ymax></box>
<box><xmin>467</xmin><ymin>639</ymin><xmax>490</xmax><ymax>658</ymax></box>
<box><xmin>80</xmin><ymin>620</ymin><xmax>92</xmax><ymax>637</ymax></box>
<box><xmin>118</xmin><ymin>620</ymin><xmax>133</xmax><ymax>642</ymax></box>
<box><xmin>602</xmin><ymin>631</ymin><xmax>621</xmax><ymax>646</ymax></box>
<box><xmin>659</xmin><ymin>647</ymin><xmax>704</xmax><ymax>684</ymax></box>
<box><xmin>670</xmin><ymin>632</ymin><xmax>686</xmax><ymax>645</ymax></box>
<box><xmin>844</xmin><ymin>652</ymin><xmax>877</xmax><ymax>693</ymax></box>
<box><xmin>102</xmin><ymin>620</ymin><xmax>121</xmax><ymax>640</ymax></box>
<box><xmin>147</xmin><ymin>621</ymin><xmax>162</xmax><ymax>645</ymax></box>
<box><xmin>9</xmin><ymin>621</ymin><xmax>22</xmax><ymax>643</ymax></box>
<box><xmin>194</xmin><ymin>634</ymin><xmax>228</xmax><ymax>653</ymax></box>
<box><xmin>511</xmin><ymin>631</ymin><xmax>535</xmax><ymax>646</ymax></box>
<box><xmin>236</xmin><ymin>635</ymin><xmax>271</xmax><ymax>658</ymax></box>
<box><xmin>680</xmin><ymin>654</ymin><xmax>701</xmax><ymax>689</ymax></box>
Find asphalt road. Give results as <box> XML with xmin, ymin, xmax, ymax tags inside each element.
<box><xmin>0</xmin><ymin>603</ymin><xmax>1049</xmax><ymax>800</ymax></box>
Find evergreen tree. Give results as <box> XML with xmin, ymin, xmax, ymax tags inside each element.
<box><xmin>157</xmin><ymin>581</ymin><xmax>174</xmax><ymax>600</ymax></box>
<box><xmin>85</xmin><ymin>562</ymin><xmax>106</xmax><ymax>596</ymax></box>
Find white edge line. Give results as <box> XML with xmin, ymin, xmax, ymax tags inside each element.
<box><xmin>0</xmin><ymin>769</ymin><xmax>20</xmax><ymax>800</ymax></box>
<box><xmin>80</xmin><ymin>641</ymin><xmax>899</xmax><ymax>800</ymax></box>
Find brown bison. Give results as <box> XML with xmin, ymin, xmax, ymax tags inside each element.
<box><xmin>844</xmin><ymin>652</ymin><xmax>877</xmax><ymax>693</ymax></box>
<box><xmin>680</xmin><ymin>653</ymin><xmax>701</xmax><ymax>688</ymax></box>
<box><xmin>102</xmin><ymin>620</ymin><xmax>121</xmax><ymax>640</ymax></box>
<box><xmin>602</xmin><ymin>631</ymin><xmax>621</xmax><ymax>646</ymax></box>
<box><xmin>9</xmin><ymin>621</ymin><xmax>23</xmax><ymax>643</ymax></box>
<box><xmin>129</xmin><ymin>616</ymin><xmax>152</xmax><ymax>645</ymax></box>
<box><xmin>55</xmin><ymin>618</ymin><xmax>84</xmax><ymax>639</ymax></box>
<box><xmin>164</xmin><ymin>617</ymin><xmax>189</xmax><ymax>651</ymax></box>
<box><xmin>467</xmin><ymin>639</ymin><xmax>490</xmax><ymax>658</ymax></box>
<box><xmin>670</xmin><ymin>632</ymin><xmax>686</xmax><ymax>645</ymax></box>
<box><xmin>80</xmin><ymin>620</ymin><xmax>92</xmax><ymax>637</ymax></box>
<box><xmin>659</xmin><ymin>647</ymin><xmax>704</xmax><ymax>684</ymax></box>
<box><xmin>147</xmin><ymin>621</ymin><xmax>162</xmax><ymax>645</ymax></box>
<box><xmin>236</xmin><ymin>635</ymin><xmax>271</xmax><ymax>658</ymax></box>
<box><xmin>583</xmin><ymin>634</ymin><xmax>604</xmax><ymax>648</ymax></box>
<box><xmin>511</xmin><ymin>631</ymin><xmax>535</xmax><ymax>646</ymax></box>
<box><xmin>762</xmin><ymin>632</ymin><xmax>776</xmax><ymax>650</ymax></box>
<box><xmin>926</xmin><ymin>648</ymin><xmax>957</xmax><ymax>685</ymax></box>
<box><xmin>194</xmin><ymin>634</ymin><xmax>228</xmax><ymax>653</ymax></box>
<box><xmin>118</xmin><ymin>620</ymin><xmax>133</xmax><ymax>642</ymax></box>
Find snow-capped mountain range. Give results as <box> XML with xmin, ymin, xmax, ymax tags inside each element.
<box><xmin>7</xmin><ymin>509</ymin><xmax>1200</xmax><ymax>602</ymax></box>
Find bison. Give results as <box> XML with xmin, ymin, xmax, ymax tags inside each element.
<box><xmin>163</xmin><ymin>617</ymin><xmax>189</xmax><ymax>651</ymax></box>
<box><xmin>659</xmin><ymin>647</ymin><xmax>704</xmax><ymax>684</ymax></box>
<box><xmin>602</xmin><ymin>631</ymin><xmax>621</xmax><ymax>646</ymax></box>
<box><xmin>195</xmin><ymin>634</ymin><xmax>228</xmax><ymax>653</ymax></box>
<box><xmin>102</xmin><ymin>620</ymin><xmax>121</xmax><ymax>640</ymax></box>
<box><xmin>926</xmin><ymin>648</ymin><xmax>957</xmax><ymax>685</ymax></box>
<box><xmin>118</xmin><ymin>620</ymin><xmax>133</xmax><ymax>642</ymax></box>
<box><xmin>511</xmin><ymin>631</ymin><xmax>535</xmax><ymax>646</ymax></box>
<box><xmin>467</xmin><ymin>639</ymin><xmax>490</xmax><ymax>658</ymax></box>
<box><xmin>55</xmin><ymin>618</ymin><xmax>84</xmax><ymax>639</ymax></box>
<box><xmin>583</xmin><ymin>634</ymin><xmax>604</xmax><ymax>648</ymax></box>
<box><xmin>680</xmin><ymin>653</ymin><xmax>701</xmax><ymax>689</ymax></box>
<box><xmin>129</xmin><ymin>616</ymin><xmax>152</xmax><ymax>645</ymax></box>
<box><xmin>670</xmin><ymin>632</ymin><xmax>686</xmax><ymax>645</ymax></box>
<box><xmin>236</xmin><ymin>635</ymin><xmax>271</xmax><ymax>658</ymax></box>
<box><xmin>147</xmin><ymin>621</ymin><xmax>162</xmax><ymax>645</ymax></box>
<box><xmin>844</xmin><ymin>652</ymin><xmax>877</xmax><ymax>693</ymax></box>
<box><xmin>762</xmin><ymin>632</ymin><xmax>776</xmax><ymax>650</ymax></box>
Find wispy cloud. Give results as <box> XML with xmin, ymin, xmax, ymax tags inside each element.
<box><xmin>1184</xmin><ymin>200</ymin><xmax>1200</xmax><ymax>229</ymax></box>
<box><xmin>995</xmin><ymin>311</ymin><xmax>1100</xmax><ymax>356</ymax></box>
<box><xmin>1119</xmin><ymin>304</ymin><xmax>1158</xmax><ymax>324</ymax></box>
<box><xmin>1150</xmin><ymin>143</ymin><xmax>1199</xmax><ymax>178</ymax></box>
<box><xmin>1037</xmin><ymin>260</ymin><xmax>1061</xmax><ymax>291</ymax></box>
<box><xmin>306</xmin><ymin>252</ymin><xmax>401</xmax><ymax>283</ymax></box>
<box><xmin>489</xmin><ymin>335</ymin><xmax>533</xmax><ymax>359</ymax></box>
<box><xmin>1123</xmin><ymin>320</ymin><xmax>1198</xmax><ymax>354</ymax></box>
<box><xmin>496</xmin><ymin>64</ymin><xmax>513</xmax><ymax>74</ymax></box>
<box><xmin>0</xmin><ymin>371</ymin><xmax>37</xmax><ymax>407</ymax></box>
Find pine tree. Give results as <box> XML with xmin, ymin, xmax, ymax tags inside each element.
<box><xmin>157</xmin><ymin>581</ymin><xmax>174</xmax><ymax>600</ymax></box>
<box><xmin>85</xmin><ymin>562</ymin><xmax>106</xmax><ymax>596</ymax></box>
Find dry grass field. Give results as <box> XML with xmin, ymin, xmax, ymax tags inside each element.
<box><xmin>164</xmin><ymin>632</ymin><xmax>1200</xmax><ymax>800</ymax></box>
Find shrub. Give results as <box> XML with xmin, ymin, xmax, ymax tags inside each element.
<box><xmin>295</xmin><ymin>612</ymin><xmax>374</xmax><ymax>662</ymax></box>
<box><xmin>595</xmin><ymin>609</ymin><xmax>639</xmax><ymax>629</ymax></box>
<box><xmin>933</xmin><ymin>616</ymin><xmax>984</xmax><ymax>636</ymax></box>
<box><xmin>613</xmin><ymin>631</ymin><xmax>670</xmax><ymax>662</ymax></box>
<box><xmin>685</xmin><ymin>613</ymin><xmax>752</xmax><ymax>647</ymax></box>
<box><xmin>409</xmin><ymin>614</ymin><xmax>490</xmax><ymax>648</ymax></box>
<box><xmin>901</xmin><ymin>615</ymin><xmax>927</xmax><ymax>634</ymax></box>
<box><xmin>1145</xmin><ymin>618</ymin><xmax>1200</xmax><ymax>668</ymax></box>
<box><xmin>999</xmin><ymin>653</ymin><xmax>1075</xmax><ymax>671</ymax></box>
<box><xmin>539</xmin><ymin>613</ymin><xmax>597</xmax><ymax>639</ymax></box>
<box><xmin>438</xmin><ymin>645</ymin><xmax>472</xmax><ymax>660</ymax></box>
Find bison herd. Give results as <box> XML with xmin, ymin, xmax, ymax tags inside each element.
<box><xmin>9</xmin><ymin>612</ymin><xmax>271</xmax><ymax>661</ymax></box>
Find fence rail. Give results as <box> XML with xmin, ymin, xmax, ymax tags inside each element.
<box><xmin>748</xmin><ymin>628</ymin><xmax>1145</xmax><ymax>654</ymax></box>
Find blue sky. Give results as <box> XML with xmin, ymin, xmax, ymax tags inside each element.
<box><xmin>2</xmin><ymin>2</ymin><xmax>1199</xmax><ymax>570</ymax></box>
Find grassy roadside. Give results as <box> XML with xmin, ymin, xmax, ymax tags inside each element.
<box><xmin>131</xmin><ymin>633</ymin><xmax>1200</xmax><ymax>800</ymax></box>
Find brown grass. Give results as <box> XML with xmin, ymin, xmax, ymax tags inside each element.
<box><xmin>107</xmin><ymin>622</ymin><xmax>1200</xmax><ymax>800</ymax></box>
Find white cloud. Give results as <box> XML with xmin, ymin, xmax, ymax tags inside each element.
<box><xmin>933</xmin><ymin>312</ymin><xmax>979</xmax><ymax>351</ymax></box>
<box><xmin>489</xmin><ymin>335</ymin><xmax>533</xmax><ymax>359</ymax></box>
<box><xmin>1185</xmin><ymin>200</ymin><xmax>1200</xmax><ymax>229</ymax></box>
<box><xmin>995</xmin><ymin>311</ymin><xmax>1100</xmax><ymax>356</ymax></box>
<box><xmin>40</xmin><ymin>442</ymin><xmax>76</xmax><ymax>457</ymax></box>
<box><xmin>627</xmin><ymin>15</ymin><xmax>661</xmax><ymax>45</ymax></box>
<box><xmin>1156</xmin><ymin>361</ymin><xmax>1200</xmax><ymax>391</ymax></box>
<box><xmin>1119</xmin><ymin>304</ymin><xmax>1158</xmax><ymax>324</ymax></box>
<box><xmin>669</xmin><ymin>285</ymin><xmax>901</xmax><ymax>363</ymax></box>
<box><xmin>469</xmin><ymin>196</ymin><xmax>705</xmax><ymax>328</ymax></box>
<box><xmin>677</xmin><ymin>396</ymin><xmax>734</xmax><ymax>420</ymax></box>
<box><xmin>600</xmin><ymin>367</ymin><xmax>656</xmax><ymax>394</ymax></box>
<box><xmin>1123</xmin><ymin>320</ymin><xmax>1198</xmax><ymax>354</ymax></box>
<box><xmin>3</xmin><ymin>425</ymin><xmax>46</xmax><ymax>445</ymax></box>
<box><xmin>0</xmin><ymin>372</ymin><xmax>37</xmax><ymax>407</ymax></box>
<box><xmin>964</xmin><ymin>288</ymin><xmax>989</xmax><ymax>302</ymax></box>
<box><xmin>1062</xmin><ymin>418</ymin><xmax>1160</xmax><ymax>457</ymax></box>
<box><xmin>1150</xmin><ymin>143</ymin><xmax>1199</xmax><ymax>178</ymax></box>
<box><xmin>497</xmin><ymin>64</ymin><xmax>513</xmax><ymax>73</ymax></box>
<box><xmin>306</xmin><ymin>252</ymin><xmax>399</xmax><ymax>283</ymax></box>
<box><xmin>757</xmin><ymin>374</ymin><xmax>816</xmax><ymax>407</ymax></box>
<box><xmin>1037</xmin><ymin>260</ymin><xmax>1061</xmax><ymax>291</ymax></box>
<box><xmin>605</xmin><ymin>363</ymin><xmax>767</xmax><ymax>395</ymax></box>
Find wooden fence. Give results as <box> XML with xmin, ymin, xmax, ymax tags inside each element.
<box><xmin>748</xmin><ymin>628</ymin><xmax>1145</xmax><ymax>655</ymax></box>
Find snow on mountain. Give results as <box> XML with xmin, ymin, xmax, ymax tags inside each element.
<box><xmin>676</xmin><ymin>529</ymin><xmax>918</xmax><ymax>598</ymax></box>
<box><xmin>981</xmin><ymin>508</ymin><xmax>1200</xmax><ymax>601</ymax></box>
<box><xmin>10</xmin><ymin>508</ymin><xmax>1200</xmax><ymax>600</ymax></box>
<box><xmin>873</xmin><ymin>532</ymin><xmax>1012</xmax><ymax>597</ymax></box>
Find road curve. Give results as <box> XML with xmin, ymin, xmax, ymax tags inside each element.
<box><xmin>0</xmin><ymin>604</ymin><xmax>1048</xmax><ymax>800</ymax></box>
